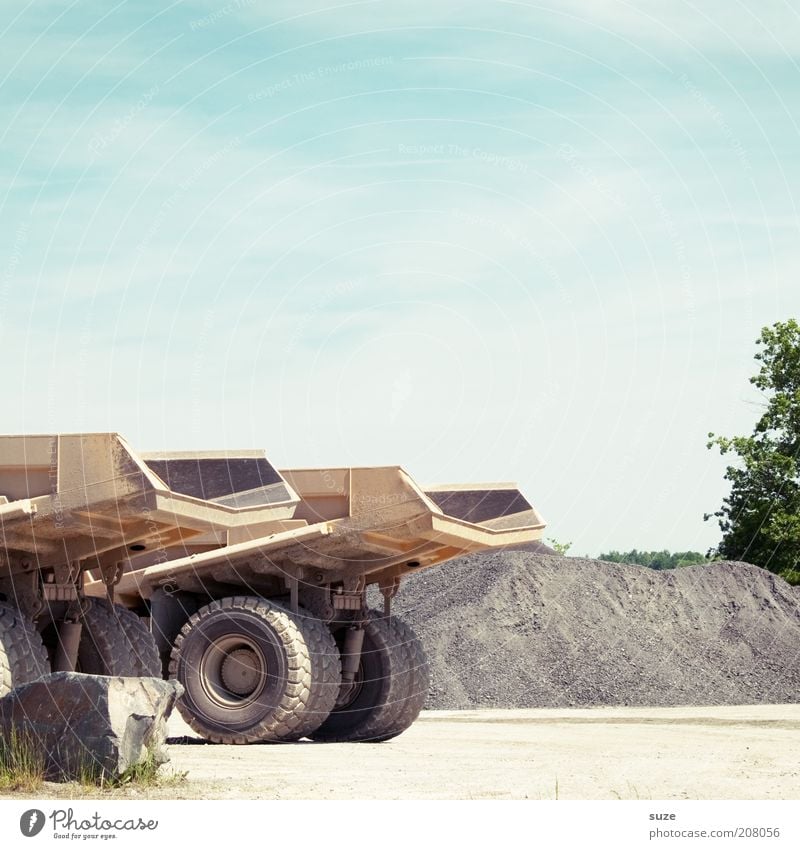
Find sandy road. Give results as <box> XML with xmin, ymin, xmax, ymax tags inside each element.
<box><xmin>152</xmin><ymin>706</ymin><xmax>800</xmax><ymax>800</ymax></box>
<box><xmin>10</xmin><ymin>706</ymin><xmax>798</xmax><ymax>801</ymax></box>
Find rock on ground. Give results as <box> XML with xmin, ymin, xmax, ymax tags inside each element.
<box><xmin>389</xmin><ymin>553</ymin><xmax>800</xmax><ymax>708</ymax></box>
<box><xmin>0</xmin><ymin>673</ymin><xmax>182</xmax><ymax>781</ymax></box>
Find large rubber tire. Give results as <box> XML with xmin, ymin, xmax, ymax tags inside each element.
<box><xmin>0</xmin><ymin>602</ymin><xmax>49</xmax><ymax>697</ymax></box>
<box><xmin>369</xmin><ymin>614</ymin><xmax>430</xmax><ymax>743</ymax></box>
<box><xmin>169</xmin><ymin>597</ymin><xmax>340</xmax><ymax>744</ymax></box>
<box><xmin>310</xmin><ymin>611</ymin><xmax>430</xmax><ymax>743</ymax></box>
<box><xmin>277</xmin><ymin>608</ymin><xmax>341</xmax><ymax>741</ymax></box>
<box><xmin>78</xmin><ymin>598</ymin><xmax>161</xmax><ymax>677</ymax></box>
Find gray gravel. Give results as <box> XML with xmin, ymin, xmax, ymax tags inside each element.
<box><xmin>388</xmin><ymin>553</ymin><xmax>800</xmax><ymax>708</ymax></box>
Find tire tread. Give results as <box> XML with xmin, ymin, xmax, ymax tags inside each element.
<box><xmin>0</xmin><ymin>602</ymin><xmax>49</xmax><ymax>697</ymax></box>
<box><xmin>311</xmin><ymin>611</ymin><xmax>429</xmax><ymax>743</ymax></box>
<box><xmin>79</xmin><ymin>598</ymin><xmax>161</xmax><ymax>677</ymax></box>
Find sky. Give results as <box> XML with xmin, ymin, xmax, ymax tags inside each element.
<box><xmin>1</xmin><ymin>0</ymin><xmax>798</xmax><ymax>556</ymax></box>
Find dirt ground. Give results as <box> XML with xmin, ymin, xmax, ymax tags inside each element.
<box><xmin>15</xmin><ymin>706</ymin><xmax>800</xmax><ymax>801</ymax></box>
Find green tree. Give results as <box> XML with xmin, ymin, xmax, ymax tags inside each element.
<box><xmin>706</xmin><ymin>319</ymin><xmax>800</xmax><ymax>584</ymax></box>
<box><xmin>598</xmin><ymin>549</ymin><xmax>707</xmax><ymax>570</ymax></box>
<box><xmin>546</xmin><ymin>537</ymin><xmax>572</xmax><ymax>555</ymax></box>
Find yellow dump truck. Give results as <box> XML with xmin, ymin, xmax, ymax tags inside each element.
<box><xmin>0</xmin><ymin>433</ymin><xmax>544</xmax><ymax>743</ymax></box>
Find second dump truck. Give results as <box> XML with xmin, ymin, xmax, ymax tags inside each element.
<box><xmin>0</xmin><ymin>433</ymin><xmax>544</xmax><ymax>743</ymax></box>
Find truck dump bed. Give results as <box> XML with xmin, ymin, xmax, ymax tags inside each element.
<box><xmin>105</xmin><ymin>460</ymin><xmax>544</xmax><ymax>604</ymax></box>
<box><xmin>0</xmin><ymin>434</ymin><xmax>299</xmax><ymax>577</ymax></box>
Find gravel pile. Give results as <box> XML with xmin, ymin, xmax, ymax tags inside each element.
<box><xmin>390</xmin><ymin>553</ymin><xmax>800</xmax><ymax>708</ymax></box>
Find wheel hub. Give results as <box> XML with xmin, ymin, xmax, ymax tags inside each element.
<box><xmin>220</xmin><ymin>647</ymin><xmax>263</xmax><ymax>696</ymax></box>
<box><xmin>199</xmin><ymin>635</ymin><xmax>268</xmax><ymax>706</ymax></box>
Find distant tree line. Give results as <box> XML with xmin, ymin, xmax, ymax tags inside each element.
<box><xmin>597</xmin><ymin>550</ymin><xmax>709</xmax><ymax>570</ymax></box>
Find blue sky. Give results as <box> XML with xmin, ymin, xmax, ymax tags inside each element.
<box><xmin>1</xmin><ymin>1</ymin><xmax>798</xmax><ymax>555</ymax></box>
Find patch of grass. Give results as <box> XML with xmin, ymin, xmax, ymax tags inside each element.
<box><xmin>0</xmin><ymin>728</ymin><xmax>46</xmax><ymax>794</ymax></box>
<box><xmin>115</xmin><ymin>751</ymin><xmax>188</xmax><ymax>789</ymax></box>
<box><xmin>79</xmin><ymin>748</ymin><xmax>188</xmax><ymax>790</ymax></box>
<box><xmin>609</xmin><ymin>782</ymin><xmax>650</xmax><ymax>800</ymax></box>
<box><xmin>1</xmin><ymin>732</ymin><xmax>187</xmax><ymax>795</ymax></box>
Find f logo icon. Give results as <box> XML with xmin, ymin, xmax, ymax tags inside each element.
<box><xmin>19</xmin><ymin>810</ymin><xmax>45</xmax><ymax>837</ymax></box>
